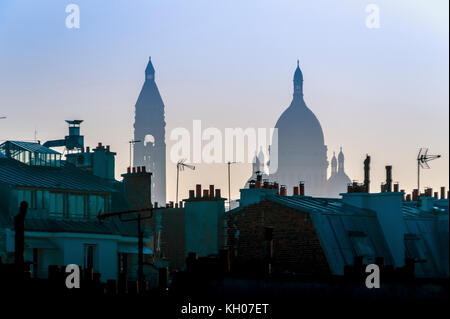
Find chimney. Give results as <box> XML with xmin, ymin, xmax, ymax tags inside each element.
<box><xmin>86</xmin><ymin>146</ymin><xmax>90</xmax><ymax>153</ymax></box>
<box><xmin>209</xmin><ymin>185</ymin><xmax>215</xmax><ymax>198</ymax></box>
<box><xmin>293</xmin><ymin>186</ymin><xmax>299</xmax><ymax>196</ymax></box>
<box><xmin>141</xmin><ymin>166</ymin><xmax>146</xmax><ymax>172</ymax></box>
<box><xmin>406</xmin><ymin>194</ymin><xmax>411</xmax><ymax>202</ymax></box>
<box><xmin>196</xmin><ymin>184</ymin><xmax>201</xmax><ymax>198</ymax></box>
<box><xmin>106</xmin><ymin>145</ymin><xmax>110</xmax><ymax>152</ymax></box>
<box><xmin>280</xmin><ymin>185</ymin><xmax>287</xmax><ymax>196</ymax></box>
<box><xmin>215</xmin><ymin>189</ymin><xmax>221</xmax><ymax>198</ymax></box>
<box><xmin>364</xmin><ymin>155</ymin><xmax>370</xmax><ymax>192</ymax></box>
<box><xmin>394</xmin><ymin>183</ymin><xmax>399</xmax><ymax>192</ymax></box>
<box><xmin>400</xmin><ymin>189</ymin><xmax>405</xmax><ymax>201</ymax></box>
<box><xmin>169</xmin><ymin>201</ymin><xmax>174</xmax><ymax>208</ymax></box>
<box><xmin>256</xmin><ymin>173</ymin><xmax>262</xmax><ymax>188</ymax></box>
<box><xmin>425</xmin><ymin>188</ymin><xmax>432</xmax><ymax>197</ymax></box>
<box><xmin>299</xmin><ymin>182</ymin><xmax>305</xmax><ymax>196</ymax></box>
<box><xmin>412</xmin><ymin>189</ymin><xmax>419</xmax><ymax>201</ymax></box>
<box><xmin>179</xmin><ymin>201</ymin><xmax>183</xmax><ymax>208</ymax></box>
<box><xmin>385</xmin><ymin>166</ymin><xmax>392</xmax><ymax>192</ymax></box>
<box><xmin>154</xmin><ymin>202</ymin><xmax>158</xmax><ymax>208</ymax></box>
<box><xmin>434</xmin><ymin>192</ymin><xmax>439</xmax><ymax>199</ymax></box>
<box><xmin>441</xmin><ymin>187</ymin><xmax>446</xmax><ymax>199</ymax></box>
<box><xmin>189</xmin><ymin>190</ymin><xmax>195</xmax><ymax>199</ymax></box>
<box><xmin>203</xmin><ymin>190</ymin><xmax>209</xmax><ymax>198</ymax></box>
<box><xmin>127</xmin><ymin>167</ymin><xmax>131</xmax><ymax>174</ymax></box>
<box><xmin>137</xmin><ymin>166</ymin><xmax>141</xmax><ymax>173</ymax></box>
<box><xmin>132</xmin><ymin>167</ymin><xmax>136</xmax><ymax>174</ymax></box>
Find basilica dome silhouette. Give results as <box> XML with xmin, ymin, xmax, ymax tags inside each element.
<box><xmin>269</xmin><ymin>61</ymin><xmax>328</xmax><ymax>196</ymax></box>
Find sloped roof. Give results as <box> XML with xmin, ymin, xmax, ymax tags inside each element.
<box><xmin>0</xmin><ymin>157</ymin><xmax>115</xmax><ymax>192</ymax></box>
<box><xmin>227</xmin><ymin>194</ymin><xmax>449</xmax><ymax>278</ymax></box>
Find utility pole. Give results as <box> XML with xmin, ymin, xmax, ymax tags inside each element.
<box><xmin>129</xmin><ymin>139</ymin><xmax>141</xmax><ymax>168</ymax></box>
<box><xmin>227</xmin><ymin>161</ymin><xmax>238</xmax><ymax>208</ymax></box>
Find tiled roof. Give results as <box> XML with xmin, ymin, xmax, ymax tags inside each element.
<box><xmin>0</xmin><ymin>157</ymin><xmax>115</xmax><ymax>192</ymax></box>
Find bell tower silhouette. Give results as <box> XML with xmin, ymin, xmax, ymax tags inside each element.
<box><xmin>133</xmin><ymin>57</ymin><xmax>166</xmax><ymax>205</ymax></box>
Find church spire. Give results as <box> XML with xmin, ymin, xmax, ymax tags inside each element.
<box><xmin>145</xmin><ymin>56</ymin><xmax>155</xmax><ymax>81</ymax></box>
<box><xmin>338</xmin><ymin>147</ymin><xmax>345</xmax><ymax>172</ymax></box>
<box><xmin>331</xmin><ymin>151</ymin><xmax>337</xmax><ymax>175</ymax></box>
<box><xmin>293</xmin><ymin>59</ymin><xmax>303</xmax><ymax>98</ymax></box>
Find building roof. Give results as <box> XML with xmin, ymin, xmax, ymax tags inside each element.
<box><xmin>227</xmin><ymin>193</ymin><xmax>449</xmax><ymax>278</ymax></box>
<box><xmin>0</xmin><ymin>157</ymin><xmax>116</xmax><ymax>192</ymax></box>
<box><xmin>5</xmin><ymin>141</ymin><xmax>61</xmax><ymax>155</ymax></box>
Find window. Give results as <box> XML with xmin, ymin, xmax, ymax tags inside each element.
<box><xmin>84</xmin><ymin>244</ymin><xmax>97</xmax><ymax>270</ymax></box>
<box><xmin>17</xmin><ymin>189</ymin><xmax>32</xmax><ymax>207</ymax></box>
<box><xmin>349</xmin><ymin>231</ymin><xmax>375</xmax><ymax>263</ymax></box>
<box><xmin>404</xmin><ymin>234</ymin><xmax>426</xmax><ymax>262</ymax></box>
<box><xmin>68</xmin><ymin>194</ymin><xmax>85</xmax><ymax>218</ymax></box>
<box><xmin>88</xmin><ymin>195</ymin><xmax>105</xmax><ymax>217</ymax></box>
<box><xmin>49</xmin><ymin>192</ymin><xmax>64</xmax><ymax>216</ymax></box>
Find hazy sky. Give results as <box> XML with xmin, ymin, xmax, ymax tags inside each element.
<box><xmin>0</xmin><ymin>0</ymin><xmax>448</xmax><ymax>202</ymax></box>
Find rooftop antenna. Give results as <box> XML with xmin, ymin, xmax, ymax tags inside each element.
<box><xmin>176</xmin><ymin>159</ymin><xmax>195</xmax><ymax>204</ymax></box>
<box><xmin>129</xmin><ymin>139</ymin><xmax>141</xmax><ymax>169</ymax></box>
<box><xmin>417</xmin><ymin>148</ymin><xmax>441</xmax><ymax>193</ymax></box>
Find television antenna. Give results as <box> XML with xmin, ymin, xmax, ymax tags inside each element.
<box><xmin>129</xmin><ymin>139</ymin><xmax>141</xmax><ymax>169</ymax></box>
<box><xmin>176</xmin><ymin>159</ymin><xmax>195</xmax><ymax>204</ymax></box>
<box><xmin>417</xmin><ymin>148</ymin><xmax>441</xmax><ymax>192</ymax></box>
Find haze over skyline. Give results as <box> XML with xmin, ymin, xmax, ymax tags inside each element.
<box><xmin>0</xmin><ymin>0</ymin><xmax>448</xmax><ymax>202</ymax></box>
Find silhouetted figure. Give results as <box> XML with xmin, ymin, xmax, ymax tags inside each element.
<box><xmin>14</xmin><ymin>201</ymin><xmax>28</xmax><ymax>269</ymax></box>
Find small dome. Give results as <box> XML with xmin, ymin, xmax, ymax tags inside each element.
<box><xmin>338</xmin><ymin>147</ymin><xmax>344</xmax><ymax>162</ymax></box>
<box><xmin>331</xmin><ymin>152</ymin><xmax>337</xmax><ymax>167</ymax></box>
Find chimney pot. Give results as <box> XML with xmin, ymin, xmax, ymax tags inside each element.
<box><xmin>203</xmin><ymin>190</ymin><xmax>209</xmax><ymax>198</ymax></box>
<box><xmin>86</xmin><ymin>146</ymin><xmax>90</xmax><ymax>153</ymax></box>
<box><xmin>106</xmin><ymin>145</ymin><xmax>110</xmax><ymax>152</ymax></box>
<box><xmin>215</xmin><ymin>189</ymin><xmax>221</xmax><ymax>198</ymax></box>
<box><xmin>189</xmin><ymin>190</ymin><xmax>195</xmax><ymax>199</ymax></box>
<box><xmin>196</xmin><ymin>184</ymin><xmax>201</xmax><ymax>198</ymax></box>
<box><xmin>137</xmin><ymin>167</ymin><xmax>141</xmax><ymax>173</ymax></box>
<box><xmin>299</xmin><ymin>182</ymin><xmax>305</xmax><ymax>196</ymax></box>
<box><xmin>385</xmin><ymin>166</ymin><xmax>392</xmax><ymax>192</ymax></box>
<box><xmin>280</xmin><ymin>186</ymin><xmax>287</xmax><ymax>196</ymax></box>
<box><xmin>434</xmin><ymin>192</ymin><xmax>439</xmax><ymax>199</ymax></box>
<box><xmin>394</xmin><ymin>183</ymin><xmax>399</xmax><ymax>192</ymax></box>
<box><xmin>440</xmin><ymin>187</ymin><xmax>446</xmax><ymax>199</ymax></box>
<box><xmin>293</xmin><ymin>186</ymin><xmax>299</xmax><ymax>196</ymax></box>
<box><xmin>132</xmin><ymin>167</ymin><xmax>136</xmax><ymax>174</ymax></box>
<box><xmin>127</xmin><ymin>167</ymin><xmax>131</xmax><ymax>174</ymax></box>
<box><xmin>209</xmin><ymin>185</ymin><xmax>215</xmax><ymax>198</ymax></box>
<box><xmin>141</xmin><ymin>166</ymin><xmax>146</xmax><ymax>172</ymax></box>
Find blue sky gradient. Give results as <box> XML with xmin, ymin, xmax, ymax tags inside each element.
<box><xmin>0</xmin><ymin>0</ymin><xmax>448</xmax><ymax>201</ymax></box>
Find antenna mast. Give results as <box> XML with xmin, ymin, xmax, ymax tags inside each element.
<box><xmin>176</xmin><ymin>159</ymin><xmax>195</xmax><ymax>204</ymax></box>
<box><xmin>417</xmin><ymin>148</ymin><xmax>441</xmax><ymax>193</ymax></box>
